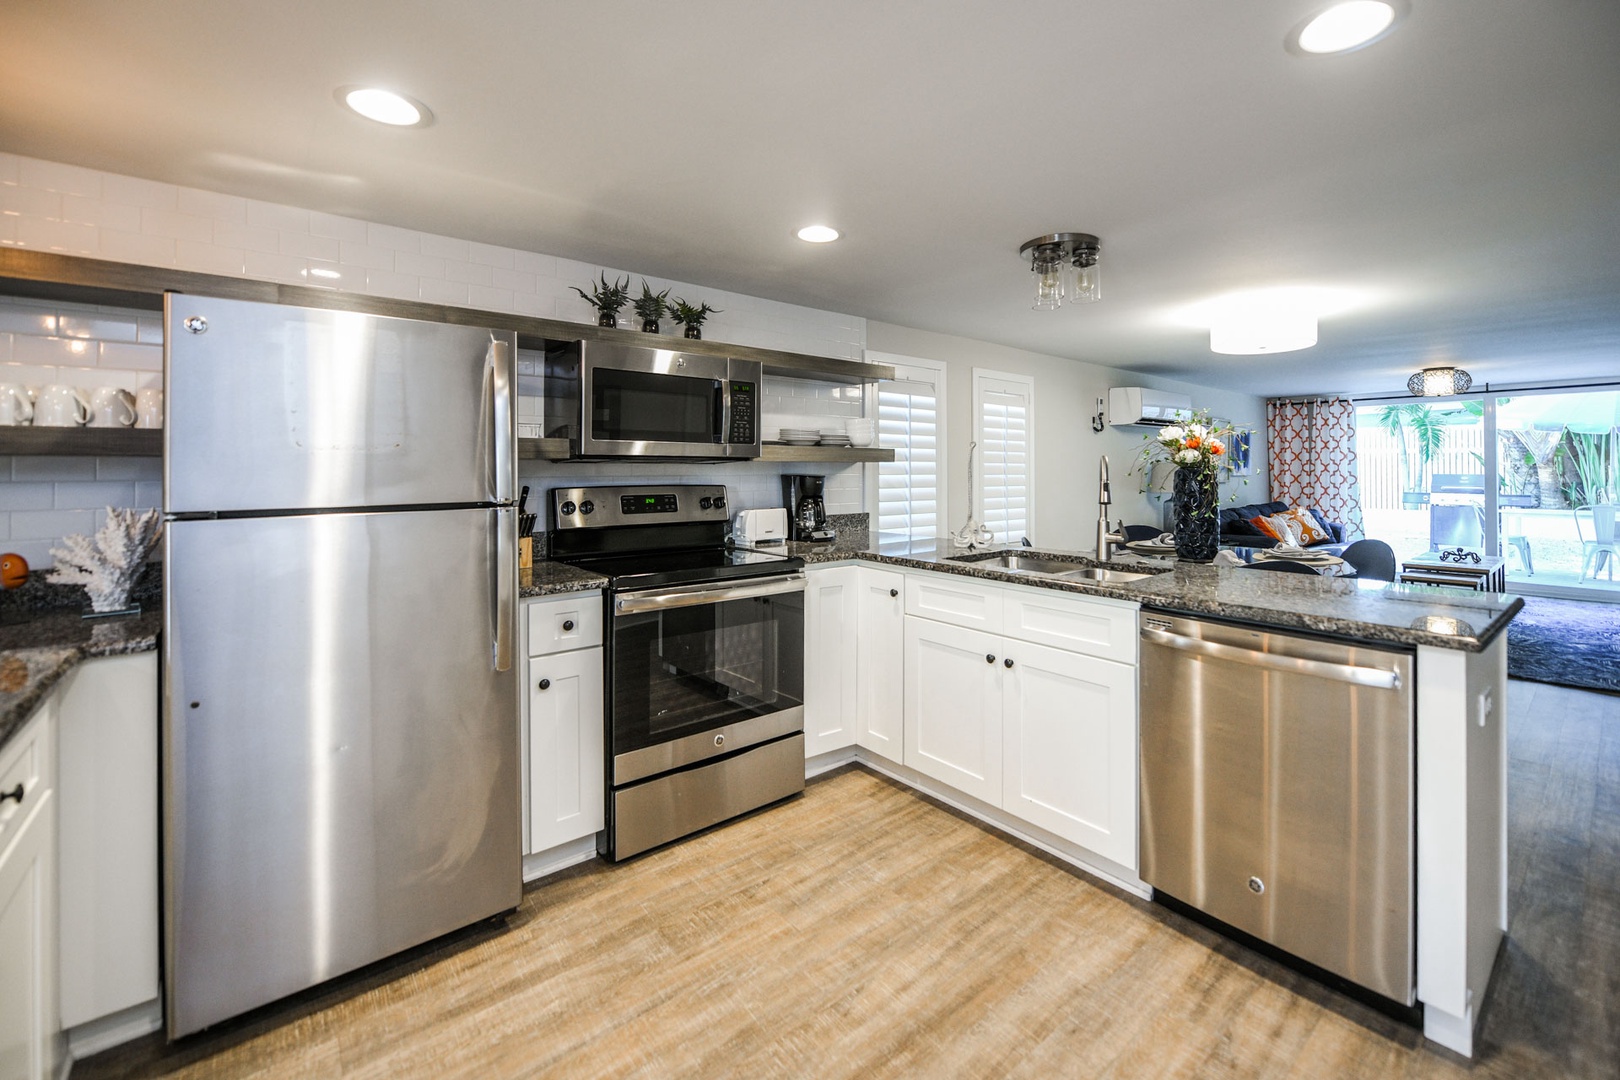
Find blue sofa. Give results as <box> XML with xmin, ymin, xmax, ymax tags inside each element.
<box><xmin>1218</xmin><ymin>500</ymin><xmax>1350</xmax><ymax>554</ymax></box>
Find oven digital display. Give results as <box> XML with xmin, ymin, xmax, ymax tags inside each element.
<box><xmin>621</xmin><ymin>494</ymin><xmax>679</xmax><ymax>515</ymax></box>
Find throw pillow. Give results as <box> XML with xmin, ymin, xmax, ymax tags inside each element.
<box><xmin>1280</xmin><ymin>507</ymin><xmax>1331</xmax><ymax>546</ymax></box>
<box><xmin>1251</xmin><ymin>514</ymin><xmax>1298</xmax><ymax>544</ymax></box>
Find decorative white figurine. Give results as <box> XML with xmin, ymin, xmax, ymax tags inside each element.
<box><xmin>47</xmin><ymin>507</ymin><xmax>162</xmax><ymax>614</ymax></box>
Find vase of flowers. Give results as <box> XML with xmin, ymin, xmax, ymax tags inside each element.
<box><xmin>1141</xmin><ymin>413</ymin><xmax>1235</xmax><ymax>562</ymax></box>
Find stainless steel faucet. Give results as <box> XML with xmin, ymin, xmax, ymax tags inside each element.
<box><xmin>1096</xmin><ymin>455</ymin><xmax>1124</xmax><ymax>561</ymax></box>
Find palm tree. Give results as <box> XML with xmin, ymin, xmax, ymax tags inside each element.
<box><xmin>1379</xmin><ymin>404</ymin><xmax>1446</xmax><ymax>505</ymax></box>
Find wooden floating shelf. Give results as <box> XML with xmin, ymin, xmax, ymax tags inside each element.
<box><xmin>519</xmin><ymin>439</ymin><xmax>893</xmax><ymax>464</ymax></box>
<box><xmin>0</xmin><ymin>426</ymin><xmax>162</xmax><ymax>457</ymax></box>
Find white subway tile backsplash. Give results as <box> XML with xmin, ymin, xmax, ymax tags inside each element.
<box><xmin>213</xmin><ymin>220</ymin><xmax>281</xmax><ymax>254</ymax></box>
<box><xmin>243</xmin><ymin>249</ymin><xmax>308</xmax><ymax>284</ymax></box>
<box><xmin>99</xmin><ymin>228</ymin><xmax>176</xmax><ymax>265</ymax></box>
<box><xmin>393</xmin><ymin>251</ymin><xmax>446</xmax><ymax>279</ymax></box>
<box><xmin>175</xmin><ymin>187</ymin><xmax>248</xmax><ymax>223</ymax></box>
<box><xmin>444</xmin><ymin>260</ymin><xmax>494</xmax><ymax>287</ymax></box>
<box><xmin>0</xmin><ymin>482</ymin><xmax>55</xmax><ymax>511</ymax></box>
<box><xmin>366</xmin><ymin>222</ymin><xmax>421</xmax><ymax>254</ymax></box>
<box><xmin>365</xmin><ymin>268</ymin><xmax>420</xmax><ymax>301</ymax></box>
<box><xmin>245</xmin><ymin>200</ymin><xmax>310</xmax><ymax>234</ymax></box>
<box><xmin>2</xmin><ymin>540</ymin><xmax>52</xmax><ymax>567</ymax></box>
<box><xmin>0</xmin><ymin>305</ymin><xmax>58</xmax><ymax>336</ymax></box>
<box><xmin>10</xmin><ymin>509</ymin><xmax>96</xmax><ymax>541</ymax></box>
<box><xmin>420</xmin><ymin>234</ymin><xmax>469</xmax><ymax>262</ymax></box>
<box><xmin>140</xmin><ymin>206</ymin><xmax>214</xmax><ymax>244</ymax></box>
<box><xmin>16</xmin><ymin>216</ymin><xmax>97</xmax><ymax>255</ymax></box>
<box><xmin>512</xmin><ymin>250</ymin><xmax>557</xmax><ymax>277</ymax></box>
<box><xmin>174</xmin><ymin>239</ymin><xmax>247</xmax><ymax>277</ymax></box>
<box><xmin>0</xmin><ymin>152</ymin><xmax>18</xmax><ymax>184</ymax></box>
<box><xmin>491</xmin><ymin>268</ymin><xmax>538</xmax><ymax>294</ymax></box>
<box><xmin>14</xmin><ymin>335</ymin><xmax>93</xmax><ymax>366</ymax></box>
<box><xmin>466</xmin><ymin>285</ymin><xmax>515</xmax><ymax>313</ymax></box>
<box><xmin>338</xmin><ymin>241</ymin><xmax>394</xmax><ymax>271</ymax></box>
<box><xmin>52</xmin><ymin>481</ymin><xmax>136</xmax><ymax>510</ymax></box>
<box><xmin>279</xmin><ymin>231</ymin><xmax>341</xmax><ymax>262</ymax></box>
<box><xmin>58</xmin><ymin>314</ymin><xmax>138</xmax><ymax>343</ymax></box>
<box><xmin>137</xmin><ymin>317</ymin><xmax>163</xmax><ymax>345</ymax></box>
<box><xmin>513</xmin><ymin>293</ymin><xmax>555</xmax><ymax>319</ymax></box>
<box><xmin>100</xmin><ymin>173</ymin><xmax>177</xmax><ymax>210</ymax></box>
<box><xmin>419</xmin><ymin>277</ymin><xmax>470</xmax><ymax>307</ymax></box>
<box><xmin>467</xmin><ymin>241</ymin><xmax>515</xmax><ymax>269</ymax></box>
<box><xmin>308</xmin><ymin>211</ymin><xmax>367</xmax><ymax>243</ymax></box>
<box><xmin>134</xmin><ymin>481</ymin><xmax>162</xmax><ymax>506</ymax></box>
<box><xmin>98</xmin><ymin>342</ymin><xmax>162</xmax><ymax>371</ymax></box>
<box><xmin>59</xmin><ymin>194</ymin><xmax>142</xmax><ymax>232</ymax></box>
<box><xmin>95</xmin><ymin>456</ymin><xmax>163</xmax><ymax>481</ymax></box>
<box><xmin>18</xmin><ymin>157</ymin><xmax>102</xmax><ymax>197</ymax></box>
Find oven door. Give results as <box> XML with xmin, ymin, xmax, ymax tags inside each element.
<box><xmin>581</xmin><ymin>346</ymin><xmax>759</xmax><ymax>458</ymax></box>
<box><xmin>608</xmin><ymin>574</ymin><xmax>805</xmax><ymax>785</ymax></box>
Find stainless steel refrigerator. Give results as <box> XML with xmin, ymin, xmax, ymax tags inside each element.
<box><xmin>161</xmin><ymin>294</ymin><xmax>521</xmax><ymax>1037</ymax></box>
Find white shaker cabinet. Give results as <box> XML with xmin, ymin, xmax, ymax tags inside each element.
<box><xmin>803</xmin><ymin>565</ymin><xmax>860</xmax><ymax>757</ymax></box>
<box><xmin>855</xmin><ymin>568</ymin><xmax>905</xmax><ymax>761</ymax></box>
<box><xmin>903</xmin><ymin>618</ymin><xmax>1003</xmax><ymax>804</ymax></box>
<box><xmin>1001</xmin><ymin>639</ymin><xmax>1138</xmax><ymax>869</ymax></box>
<box><xmin>0</xmin><ymin>699</ymin><xmax>59</xmax><ymax>1080</ymax></box>
<box><xmin>523</xmin><ymin>595</ymin><xmax>604</xmax><ymax>857</ymax></box>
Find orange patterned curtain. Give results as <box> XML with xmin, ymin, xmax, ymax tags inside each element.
<box><xmin>1266</xmin><ymin>397</ymin><xmax>1365</xmax><ymax>539</ymax></box>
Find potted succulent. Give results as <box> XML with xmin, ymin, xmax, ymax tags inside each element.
<box><xmin>670</xmin><ymin>298</ymin><xmax>722</xmax><ymax>340</ymax></box>
<box><xmin>570</xmin><ymin>273</ymin><xmax>630</xmax><ymax>328</ymax></box>
<box><xmin>633</xmin><ymin>281</ymin><xmax>671</xmax><ymax>333</ymax></box>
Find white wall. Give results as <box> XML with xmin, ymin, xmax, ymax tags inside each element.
<box><xmin>866</xmin><ymin>321</ymin><xmax>1269</xmax><ymax>550</ymax></box>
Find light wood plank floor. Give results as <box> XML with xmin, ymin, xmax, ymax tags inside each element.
<box><xmin>82</xmin><ymin>680</ymin><xmax>1619</xmax><ymax>1079</ymax></box>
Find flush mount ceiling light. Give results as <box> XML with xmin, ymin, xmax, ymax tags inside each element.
<box><xmin>1019</xmin><ymin>233</ymin><xmax>1101</xmax><ymax>310</ymax></box>
<box><xmin>796</xmin><ymin>225</ymin><xmax>840</xmax><ymax>243</ymax></box>
<box><xmin>336</xmin><ymin>86</ymin><xmax>433</xmax><ymax>127</ymax></box>
<box><xmin>1287</xmin><ymin>1</ymin><xmax>1407</xmax><ymax>56</ymax></box>
<box><xmin>1407</xmin><ymin>366</ymin><xmax>1473</xmax><ymax>396</ymax></box>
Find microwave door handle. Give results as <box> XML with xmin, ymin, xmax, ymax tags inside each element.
<box><xmin>1139</xmin><ymin>626</ymin><xmax>1402</xmax><ymax>690</ymax></box>
<box><xmin>488</xmin><ymin>335</ymin><xmax>514</xmax><ymax>502</ymax></box>
<box><xmin>716</xmin><ymin>380</ymin><xmax>727</xmax><ymax>445</ymax></box>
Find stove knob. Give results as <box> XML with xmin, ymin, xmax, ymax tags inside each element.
<box><xmin>579</xmin><ymin>500</ymin><xmax>595</xmax><ymax>515</ymax></box>
<box><xmin>712</xmin><ymin>496</ymin><xmax>727</xmax><ymax>509</ymax></box>
<box><xmin>559</xmin><ymin>500</ymin><xmax>577</xmax><ymax>517</ymax></box>
<box><xmin>699</xmin><ymin>496</ymin><xmax>713</xmax><ymax>510</ymax></box>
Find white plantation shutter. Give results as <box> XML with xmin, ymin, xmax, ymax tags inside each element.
<box><xmin>974</xmin><ymin>370</ymin><xmax>1035</xmax><ymax>544</ymax></box>
<box><xmin>876</xmin><ymin>369</ymin><xmax>944</xmax><ymax>538</ymax></box>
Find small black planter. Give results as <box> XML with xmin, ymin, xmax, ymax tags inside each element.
<box><xmin>683</xmin><ymin>324</ymin><xmax>702</xmax><ymax>340</ymax></box>
<box><xmin>597</xmin><ymin>312</ymin><xmax>619</xmax><ymax>328</ymax></box>
<box><xmin>641</xmin><ymin>318</ymin><xmax>660</xmax><ymax>334</ymax></box>
<box><xmin>1173</xmin><ymin>466</ymin><xmax>1220</xmax><ymax>562</ymax></box>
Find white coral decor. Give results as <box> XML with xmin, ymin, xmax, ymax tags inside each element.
<box><xmin>47</xmin><ymin>507</ymin><xmax>162</xmax><ymax>613</ymax></box>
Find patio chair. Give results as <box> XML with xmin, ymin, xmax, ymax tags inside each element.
<box><xmin>1340</xmin><ymin>539</ymin><xmax>1397</xmax><ymax>581</ymax></box>
<box><xmin>1575</xmin><ymin>506</ymin><xmax>1620</xmax><ymax>581</ymax></box>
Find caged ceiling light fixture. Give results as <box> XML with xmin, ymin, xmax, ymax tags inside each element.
<box><xmin>1407</xmin><ymin>366</ymin><xmax>1473</xmax><ymax>397</ymax></box>
<box><xmin>1019</xmin><ymin>233</ymin><xmax>1101</xmax><ymax>309</ymax></box>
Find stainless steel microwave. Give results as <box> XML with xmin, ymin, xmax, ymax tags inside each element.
<box><xmin>542</xmin><ymin>340</ymin><xmax>762</xmax><ymax>459</ymax></box>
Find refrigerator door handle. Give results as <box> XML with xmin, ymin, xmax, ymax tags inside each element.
<box><xmin>494</xmin><ymin>507</ymin><xmax>514</xmax><ymax>672</ymax></box>
<box><xmin>488</xmin><ymin>335</ymin><xmax>515</xmax><ymax>503</ymax></box>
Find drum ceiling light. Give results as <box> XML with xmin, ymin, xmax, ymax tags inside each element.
<box><xmin>1019</xmin><ymin>233</ymin><xmax>1101</xmax><ymax>310</ymax></box>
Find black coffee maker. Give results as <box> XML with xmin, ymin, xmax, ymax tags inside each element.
<box><xmin>782</xmin><ymin>474</ymin><xmax>836</xmax><ymax>543</ymax></box>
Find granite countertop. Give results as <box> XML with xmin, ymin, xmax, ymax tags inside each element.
<box><xmin>783</xmin><ymin>533</ymin><xmax>1523</xmax><ymax>654</ymax></box>
<box><xmin>520</xmin><ymin>561</ymin><xmax>609</xmax><ymax>597</ymax></box>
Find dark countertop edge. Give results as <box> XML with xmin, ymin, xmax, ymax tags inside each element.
<box><xmin>0</xmin><ymin>629</ymin><xmax>160</xmax><ymax>759</ymax></box>
<box><xmin>793</xmin><ymin>548</ymin><xmax>1520</xmax><ymax>654</ymax></box>
<box><xmin>519</xmin><ymin>564</ymin><xmax>609</xmax><ymax>598</ymax></box>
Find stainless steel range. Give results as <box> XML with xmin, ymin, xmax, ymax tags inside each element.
<box><xmin>548</xmin><ymin>485</ymin><xmax>806</xmax><ymax>860</ymax></box>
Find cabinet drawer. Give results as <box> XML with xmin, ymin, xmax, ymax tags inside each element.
<box><xmin>1003</xmin><ymin>589</ymin><xmax>1138</xmax><ymax>663</ymax></box>
<box><xmin>0</xmin><ymin>697</ymin><xmax>55</xmax><ymax>854</ymax></box>
<box><xmin>905</xmin><ymin>572</ymin><xmax>1004</xmax><ymax>633</ymax></box>
<box><xmin>526</xmin><ymin>593</ymin><xmax>604</xmax><ymax>656</ymax></box>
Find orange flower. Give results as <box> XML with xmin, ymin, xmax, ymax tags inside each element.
<box><xmin>1209</xmin><ymin>441</ymin><xmax>1224</xmax><ymax>455</ymax></box>
<box><xmin>1185</xmin><ymin>436</ymin><xmax>1201</xmax><ymax>449</ymax></box>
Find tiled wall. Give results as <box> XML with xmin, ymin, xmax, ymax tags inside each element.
<box><xmin>0</xmin><ymin>152</ymin><xmax>877</xmax><ymax>563</ymax></box>
<box><xmin>0</xmin><ymin>295</ymin><xmax>163</xmax><ymax>567</ymax></box>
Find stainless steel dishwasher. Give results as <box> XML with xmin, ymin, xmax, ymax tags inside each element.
<box><xmin>1138</xmin><ymin>611</ymin><xmax>1416</xmax><ymax>1006</ymax></box>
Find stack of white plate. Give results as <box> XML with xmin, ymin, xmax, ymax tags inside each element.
<box><xmin>818</xmin><ymin>430</ymin><xmax>853</xmax><ymax>446</ymax></box>
<box><xmin>779</xmin><ymin>428</ymin><xmax>821</xmax><ymax>445</ymax></box>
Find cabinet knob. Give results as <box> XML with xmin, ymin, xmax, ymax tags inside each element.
<box><xmin>985</xmin><ymin>654</ymin><xmax>995</xmax><ymax>664</ymax></box>
<box><xmin>889</xmin><ymin>588</ymin><xmax>899</xmax><ymax>597</ymax></box>
<box><xmin>0</xmin><ymin>783</ymin><xmax>22</xmax><ymax>805</ymax></box>
<box><xmin>537</xmin><ymin>678</ymin><xmax>551</xmax><ymax>690</ymax></box>
<box><xmin>1004</xmin><ymin>658</ymin><xmax>1014</xmax><ymax>668</ymax></box>
<box><xmin>562</xmin><ymin>619</ymin><xmax>575</xmax><ymax>632</ymax></box>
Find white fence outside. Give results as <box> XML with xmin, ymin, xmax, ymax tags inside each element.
<box><xmin>1354</xmin><ymin>423</ymin><xmax>1487</xmax><ymax>510</ymax></box>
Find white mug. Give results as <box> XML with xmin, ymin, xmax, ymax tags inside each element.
<box><xmin>135</xmin><ymin>388</ymin><xmax>164</xmax><ymax>430</ymax></box>
<box><xmin>0</xmin><ymin>383</ymin><xmax>32</xmax><ymax>426</ymax></box>
<box><xmin>34</xmin><ymin>384</ymin><xmax>90</xmax><ymax>428</ymax></box>
<box><xmin>89</xmin><ymin>386</ymin><xmax>137</xmax><ymax>428</ymax></box>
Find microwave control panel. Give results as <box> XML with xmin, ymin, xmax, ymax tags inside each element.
<box><xmin>728</xmin><ymin>381</ymin><xmax>756</xmax><ymax>444</ymax></box>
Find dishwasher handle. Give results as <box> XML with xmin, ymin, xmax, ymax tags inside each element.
<box><xmin>1140</xmin><ymin>626</ymin><xmax>1402</xmax><ymax>690</ymax></box>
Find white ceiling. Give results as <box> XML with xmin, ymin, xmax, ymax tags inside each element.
<box><xmin>2</xmin><ymin>1</ymin><xmax>1618</xmax><ymax>398</ymax></box>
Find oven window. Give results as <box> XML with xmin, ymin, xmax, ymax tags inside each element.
<box><xmin>592</xmin><ymin>368</ymin><xmax>719</xmax><ymax>444</ymax></box>
<box><xmin>611</xmin><ymin>590</ymin><xmax>804</xmax><ymax>757</ymax></box>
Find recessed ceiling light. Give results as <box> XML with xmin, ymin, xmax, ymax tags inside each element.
<box><xmin>337</xmin><ymin>86</ymin><xmax>433</xmax><ymax>127</ymax></box>
<box><xmin>1287</xmin><ymin>1</ymin><xmax>1405</xmax><ymax>56</ymax></box>
<box><xmin>796</xmin><ymin>225</ymin><xmax>840</xmax><ymax>243</ymax></box>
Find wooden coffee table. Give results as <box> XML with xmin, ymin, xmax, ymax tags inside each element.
<box><xmin>1399</xmin><ymin>550</ymin><xmax>1507</xmax><ymax>591</ymax></box>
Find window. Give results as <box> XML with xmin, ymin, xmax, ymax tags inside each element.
<box><xmin>868</xmin><ymin>355</ymin><xmax>946</xmax><ymax>539</ymax></box>
<box><xmin>974</xmin><ymin>369</ymin><xmax>1035</xmax><ymax>544</ymax></box>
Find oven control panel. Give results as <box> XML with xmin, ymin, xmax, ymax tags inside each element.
<box><xmin>551</xmin><ymin>485</ymin><xmax>730</xmax><ymax>529</ymax></box>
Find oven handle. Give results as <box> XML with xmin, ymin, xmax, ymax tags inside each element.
<box><xmin>614</xmin><ymin>573</ymin><xmax>807</xmax><ymax>614</ymax></box>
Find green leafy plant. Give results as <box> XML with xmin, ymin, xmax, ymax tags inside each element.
<box><xmin>633</xmin><ymin>280</ymin><xmax>670</xmax><ymax>324</ymax></box>
<box><xmin>569</xmin><ymin>273</ymin><xmax>630</xmax><ymax>319</ymax></box>
<box><xmin>1565</xmin><ymin>431</ymin><xmax>1619</xmax><ymax>507</ymax></box>
<box><xmin>1378</xmin><ymin>404</ymin><xmax>1445</xmax><ymax>494</ymax></box>
<box><xmin>669</xmin><ymin>298</ymin><xmax>721</xmax><ymax>328</ymax></box>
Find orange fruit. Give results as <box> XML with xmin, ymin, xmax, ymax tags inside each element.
<box><xmin>0</xmin><ymin>553</ymin><xmax>28</xmax><ymax>589</ymax></box>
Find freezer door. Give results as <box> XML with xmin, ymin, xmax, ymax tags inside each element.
<box><xmin>165</xmin><ymin>294</ymin><xmax>515</xmax><ymax>513</ymax></box>
<box><xmin>163</xmin><ymin>508</ymin><xmax>520</xmax><ymax>1037</ymax></box>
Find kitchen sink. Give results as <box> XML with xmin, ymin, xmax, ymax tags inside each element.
<box><xmin>973</xmin><ymin>554</ymin><xmax>1088</xmax><ymax>575</ymax></box>
<box><xmin>1053</xmin><ymin>567</ymin><xmax>1153</xmax><ymax>584</ymax></box>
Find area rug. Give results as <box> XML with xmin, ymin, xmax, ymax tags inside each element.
<box><xmin>1506</xmin><ymin>595</ymin><xmax>1620</xmax><ymax>694</ymax></box>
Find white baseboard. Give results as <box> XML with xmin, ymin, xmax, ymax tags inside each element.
<box><xmin>65</xmin><ymin>999</ymin><xmax>162</xmax><ymax>1063</ymax></box>
<box><xmin>810</xmin><ymin>745</ymin><xmax>1151</xmax><ymax>900</ymax></box>
<box><xmin>522</xmin><ymin>835</ymin><xmax>600</xmax><ymax>883</ymax></box>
